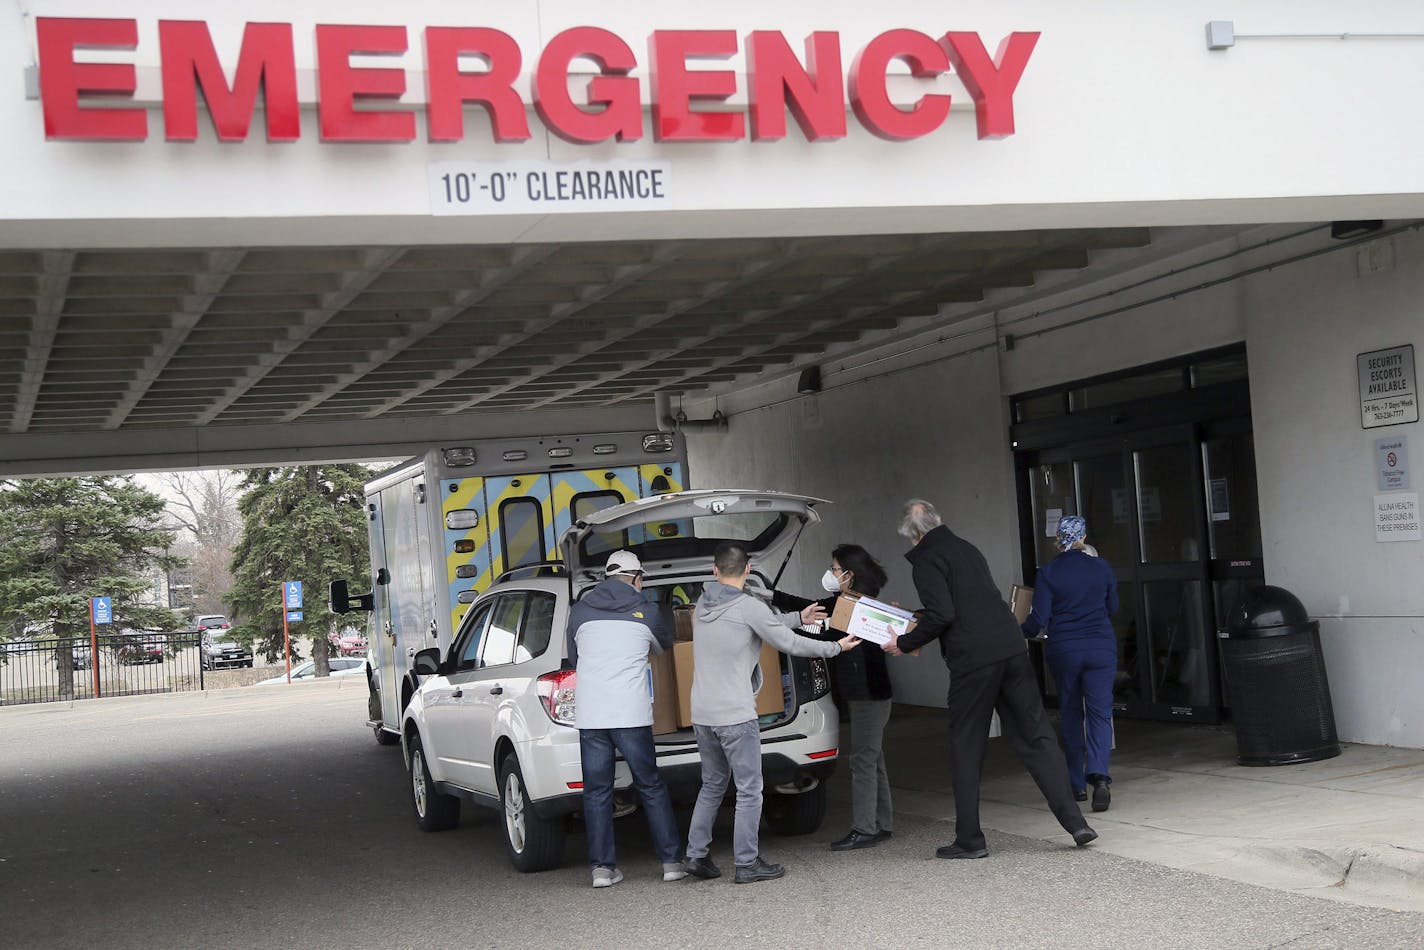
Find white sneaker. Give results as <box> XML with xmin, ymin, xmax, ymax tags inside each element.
<box><xmin>592</xmin><ymin>867</ymin><xmax>624</xmax><ymax>889</ymax></box>
<box><xmin>662</xmin><ymin>862</ymin><xmax>688</xmax><ymax>882</ymax></box>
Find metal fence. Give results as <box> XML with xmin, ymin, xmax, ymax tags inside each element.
<box><xmin>0</xmin><ymin>632</ymin><xmax>203</xmax><ymax>706</ymax></box>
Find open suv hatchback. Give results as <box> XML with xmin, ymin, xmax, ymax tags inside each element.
<box><xmin>400</xmin><ymin>489</ymin><xmax>841</xmax><ymax>872</ymax></box>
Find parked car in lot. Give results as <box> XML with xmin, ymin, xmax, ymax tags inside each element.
<box><xmin>199</xmin><ymin>617</ymin><xmax>253</xmax><ymax>670</ymax></box>
<box><xmin>115</xmin><ymin>633</ymin><xmax>165</xmax><ymax>665</ymax></box>
<box><xmin>329</xmin><ymin>627</ymin><xmax>368</xmax><ymax>657</ymax></box>
<box><xmin>256</xmin><ymin>657</ymin><xmax>366</xmax><ymax>686</ymax></box>
<box><xmin>399</xmin><ymin>490</ymin><xmax>841</xmax><ymax>873</ymax></box>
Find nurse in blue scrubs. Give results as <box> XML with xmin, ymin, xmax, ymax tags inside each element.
<box><xmin>1022</xmin><ymin>516</ymin><xmax>1119</xmax><ymax>812</ymax></box>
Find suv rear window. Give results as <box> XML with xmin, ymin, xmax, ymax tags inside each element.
<box><xmin>581</xmin><ymin>510</ymin><xmax>792</xmax><ymax>563</ymax></box>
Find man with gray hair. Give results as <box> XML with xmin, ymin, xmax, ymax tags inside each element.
<box><xmin>884</xmin><ymin>499</ymin><xmax>1097</xmax><ymax>858</ymax></box>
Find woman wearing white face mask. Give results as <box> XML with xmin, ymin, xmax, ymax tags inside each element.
<box><xmin>772</xmin><ymin>544</ymin><xmax>895</xmax><ymax>852</ymax></box>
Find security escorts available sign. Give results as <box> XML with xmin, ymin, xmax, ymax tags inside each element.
<box><xmin>1358</xmin><ymin>344</ymin><xmax>1418</xmax><ymax>429</ymax></box>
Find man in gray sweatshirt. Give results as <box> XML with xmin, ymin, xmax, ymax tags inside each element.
<box><xmin>683</xmin><ymin>541</ymin><xmax>861</xmax><ymax>884</ymax></box>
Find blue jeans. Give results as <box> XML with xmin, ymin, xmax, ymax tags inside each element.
<box><xmin>579</xmin><ymin>727</ymin><xmax>682</xmax><ymax>869</ymax></box>
<box><xmin>1047</xmin><ymin>648</ymin><xmax>1117</xmax><ymax>791</ymax></box>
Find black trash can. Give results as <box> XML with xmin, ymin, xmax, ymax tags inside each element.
<box><xmin>1221</xmin><ymin>586</ymin><xmax>1340</xmax><ymax>765</ymax></box>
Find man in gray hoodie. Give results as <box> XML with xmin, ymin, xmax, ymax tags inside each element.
<box><xmin>683</xmin><ymin>541</ymin><xmax>861</xmax><ymax>884</ymax></box>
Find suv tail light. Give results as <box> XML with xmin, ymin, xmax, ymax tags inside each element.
<box><xmin>536</xmin><ymin>669</ymin><xmax>577</xmax><ymax>725</ymax></box>
<box><xmin>808</xmin><ymin>658</ymin><xmax>831</xmax><ymax>699</ymax></box>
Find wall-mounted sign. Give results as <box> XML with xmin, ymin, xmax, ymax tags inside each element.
<box><xmin>1209</xmin><ymin>477</ymin><xmax>1231</xmax><ymax>522</ymax></box>
<box><xmin>33</xmin><ymin>19</ymin><xmax>1039</xmax><ymax>145</ymax></box>
<box><xmin>430</xmin><ymin>161</ymin><xmax>670</xmax><ymax>215</ymax></box>
<box><xmin>1376</xmin><ymin>436</ymin><xmax>1410</xmax><ymax>492</ymax></box>
<box><xmin>1358</xmin><ymin>344</ymin><xmax>1418</xmax><ymax>429</ymax></box>
<box><xmin>1374</xmin><ymin>492</ymin><xmax>1421</xmax><ymax>542</ymax></box>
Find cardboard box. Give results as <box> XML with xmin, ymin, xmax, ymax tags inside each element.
<box><xmin>829</xmin><ymin>593</ymin><xmax>918</xmax><ymax>646</ymax></box>
<box><xmin>672</xmin><ymin>604</ymin><xmax>695</xmax><ymax>642</ymax></box>
<box><xmin>672</xmin><ymin>638</ymin><xmax>784</xmax><ymax>729</ymax></box>
<box><xmin>649</xmin><ymin>649</ymin><xmax>679</xmax><ymax>736</ymax></box>
<box><xmin>1009</xmin><ymin>585</ymin><xmax>1034</xmax><ymax>625</ymax></box>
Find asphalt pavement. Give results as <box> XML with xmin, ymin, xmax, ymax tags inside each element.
<box><xmin>1</xmin><ymin>683</ymin><xmax>1422</xmax><ymax>949</ymax></box>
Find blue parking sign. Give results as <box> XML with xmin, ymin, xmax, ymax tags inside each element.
<box><xmin>92</xmin><ymin>597</ymin><xmax>112</xmax><ymax>625</ymax></box>
<box><xmin>284</xmin><ymin>581</ymin><xmax>303</xmax><ymax>609</ymax></box>
<box><xmin>286</xmin><ymin>611</ymin><xmax>303</xmax><ymax>623</ymax></box>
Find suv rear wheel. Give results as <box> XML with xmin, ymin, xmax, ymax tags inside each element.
<box><xmin>498</xmin><ymin>752</ymin><xmax>566</xmax><ymax>873</ymax></box>
<box><xmin>408</xmin><ymin>734</ymin><xmax>460</xmax><ymax>831</ymax></box>
<box><xmin>764</xmin><ymin>781</ymin><xmax>827</xmax><ymax>836</ymax></box>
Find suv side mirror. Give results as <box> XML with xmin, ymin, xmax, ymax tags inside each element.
<box><xmin>412</xmin><ymin>648</ymin><xmax>442</xmax><ymax>677</ymax></box>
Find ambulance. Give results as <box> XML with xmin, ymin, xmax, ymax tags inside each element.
<box><xmin>331</xmin><ymin>430</ymin><xmax>686</xmax><ymax>746</ymax></box>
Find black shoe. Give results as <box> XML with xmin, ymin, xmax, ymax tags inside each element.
<box><xmin>1091</xmin><ymin>779</ymin><xmax>1111</xmax><ymax>813</ymax></box>
<box><xmin>734</xmin><ymin>856</ymin><xmax>786</xmax><ymax>883</ymax></box>
<box><xmin>935</xmin><ymin>843</ymin><xmax>989</xmax><ymax>860</ymax></box>
<box><xmin>683</xmin><ymin>856</ymin><xmax>721</xmax><ymax>880</ymax></box>
<box><xmin>1073</xmin><ymin>826</ymin><xmax>1099</xmax><ymax>847</ymax></box>
<box><xmin>1074</xmin><ymin>789</ymin><xmax>1088</xmax><ymax>803</ymax></box>
<box><xmin>875</xmin><ymin>830</ymin><xmax>894</xmax><ymax>842</ymax></box>
<box><xmin>830</xmin><ymin>829</ymin><xmax>882</xmax><ymax>852</ymax></box>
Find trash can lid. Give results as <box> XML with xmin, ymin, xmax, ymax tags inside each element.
<box><xmin>1226</xmin><ymin>585</ymin><xmax>1312</xmax><ymax>635</ymax></box>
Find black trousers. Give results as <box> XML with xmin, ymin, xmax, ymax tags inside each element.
<box><xmin>948</xmin><ymin>651</ymin><xmax>1087</xmax><ymax>850</ymax></box>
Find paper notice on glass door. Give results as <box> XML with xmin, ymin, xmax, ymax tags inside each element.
<box><xmin>1044</xmin><ymin>508</ymin><xmax>1063</xmax><ymax>538</ymax></box>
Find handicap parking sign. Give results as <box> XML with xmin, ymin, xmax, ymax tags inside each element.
<box><xmin>92</xmin><ymin>597</ymin><xmax>112</xmax><ymax>625</ymax></box>
<box><xmin>284</xmin><ymin>581</ymin><xmax>303</xmax><ymax>609</ymax></box>
<box><xmin>286</xmin><ymin>611</ymin><xmax>303</xmax><ymax>623</ymax></box>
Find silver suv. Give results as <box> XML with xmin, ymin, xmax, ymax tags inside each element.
<box><xmin>400</xmin><ymin>490</ymin><xmax>841</xmax><ymax>872</ymax></box>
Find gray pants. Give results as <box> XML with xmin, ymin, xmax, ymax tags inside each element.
<box><xmin>685</xmin><ymin>720</ymin><xmax>762</xmax><ymax>867</ymax></box>
<box><xmin>848</xmin><ymin>698</ymin><xmax>895</xmax><ymax>836</ymax></box>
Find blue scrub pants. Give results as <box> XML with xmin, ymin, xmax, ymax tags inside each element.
<box><xmin>1047</xmin><ymin>647</ymin><xmax>1116</xmax><ymax>791</ymax></box>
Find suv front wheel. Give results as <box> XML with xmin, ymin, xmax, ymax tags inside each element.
<box><xmin>408</xmin><ymin>734</ymin><xmax>460</xmax><ymax>832</ymax></box>
<box><xmin>498</xmin><ymin>752</ymin><xmax>566</xmax><ymax>873</ymax></box>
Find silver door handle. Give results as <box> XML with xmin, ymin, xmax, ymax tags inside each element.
<box><xmin>489</xmin><ymin>685</ymin><xmax>503</xmax><ymax>696</ymax></box>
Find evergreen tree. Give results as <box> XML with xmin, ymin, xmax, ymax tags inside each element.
<box><xmin>226</xmin><ymin>465</ymin><xmax>370</xmax><ymax>673</ymax></box>
<box><xmin>0</xmin><ymin>477</ymin><xmax>182</xmax><ymax>697</ymax></box>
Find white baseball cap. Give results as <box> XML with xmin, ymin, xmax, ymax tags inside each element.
<box><xmin>605</xmin><ymin>550</ymin><xmax>643</xmax><ymax>576</ymax></box>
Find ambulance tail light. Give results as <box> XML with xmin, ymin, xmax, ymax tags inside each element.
<box><xmin>537</xmin><ymin>669</ymin><xmax>577</xmax><ymax>725</ymax></box>
<box><xmin>642</xmin><ymin>433</ymin><xmax>675</xmax><ymax>453</ymax></box>
<box><xmin>442</xmin><ymin>447</ymin><xmax>477</xmax><ymax>467</ymax></box>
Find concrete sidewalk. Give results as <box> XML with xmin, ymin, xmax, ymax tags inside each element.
<box><xmin>876</xmin><ymin>711</ymin><xmax>1424</xmax><ymax>913</ymax></box>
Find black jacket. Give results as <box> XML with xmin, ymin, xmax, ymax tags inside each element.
<box><xmin>897</xmin><ymin>525</ymin><xmax>1025</xmax><ymax>676</ymax></box>
<box><xmin>772</xmin><ymin>590</ymin><xmax>893</xmax><ymax>703</ymax></box>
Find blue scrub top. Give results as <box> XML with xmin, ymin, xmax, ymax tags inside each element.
<box><xmin>1022</xmin><ymin>549</ymin><xmax>1118</xmax><ymax>652</ymax></box>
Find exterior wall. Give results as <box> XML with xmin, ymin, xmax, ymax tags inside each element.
<box><xmin>1246</xmin><ymin>229</ymin><xmax>1424</xmax><ymax>748</ymax></box>
<box><xmin>692</xmin><ymin>225</ymin><xmax>1424</xmax><ymax>748</ymax></box>
<box><xmin>688</xmin><ymin>344</ymin><xmax>1014</xmax><ymax>707</ymax></box>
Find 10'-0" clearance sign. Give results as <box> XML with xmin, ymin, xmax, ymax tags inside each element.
<box><xmin>35</xmin><ymin>19</ymin><xmax>1039</xmax><ymax>145</ymax></box>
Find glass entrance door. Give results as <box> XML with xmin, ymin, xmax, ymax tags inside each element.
<box><xmin>1023</xmin><ymin>424</ymin><xmax>1259</xmax><ymax>723</ymax></box>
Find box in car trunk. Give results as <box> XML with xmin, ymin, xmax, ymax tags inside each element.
<box><xmin>672</xmin><ymin>638</ymin><xmax>784</xmax><ymax>729</ymax></box>
<box><xmin>650</xmin><ymin>650</ymin><xmax>680</xmax><ymax>736</ymax></box>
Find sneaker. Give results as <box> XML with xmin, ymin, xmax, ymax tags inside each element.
<box><xmin>734</xmin><ymin>856</ymin><xmax>786</xmax><ymax>883</ymax></box>
<box><xmin>1091</xmin><ymin>779</ymin><xmax>1111</xmax><ymax>813</ymax></box>
<box><xmin>1072</xmin><ymin>826</ymin><xmax>1099</xmax><ymax>847</ymax></box>
<box><xmin>1073</xmin><ymin>789</ymin><xmax>1088</xmax><ymax>803</ymax></box>
<box><xmin>935</xmin><ymin>843</ymin><xmax>989</xmax><ymax>860</ymax></box>
<box><xmin>683</xmin><ymin>856</ymin><xmax>721</xmax><ymax>880</ymax></box>
<box><xmin>662</xmin><ymin>862</ymin><xmax>688</xmax><ymax>882</ymax></box>
<box><xmin>591</xmin><ymin>866</ymin><xmax>624</xmax><ymax>889</ymax></box>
